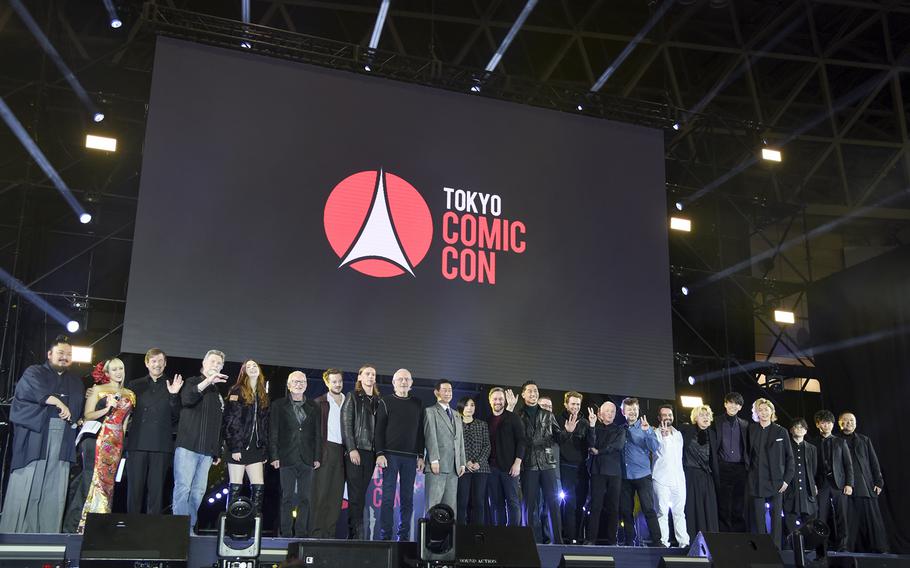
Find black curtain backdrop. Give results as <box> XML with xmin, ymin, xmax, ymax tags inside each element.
<box><xmin>808</xmin><ymin>245</ymin><xmax>910</xmax><ymax>553</ymax></box>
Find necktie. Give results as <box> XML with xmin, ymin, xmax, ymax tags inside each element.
<box><xmin>446</xmin><ymin>406</ymin><xmax>453</xmax><ymax>424</ymax></box>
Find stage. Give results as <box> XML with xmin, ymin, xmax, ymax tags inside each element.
<box><xmin>0</xmin><ymin>533</ymin><xmax>907</xmax><ymax>568</ymax></box>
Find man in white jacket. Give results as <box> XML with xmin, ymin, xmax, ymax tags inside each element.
<box><xmin>652</xmin><ymin>405</ymin><xmax>689</xmax><ymax>548</ymax></box>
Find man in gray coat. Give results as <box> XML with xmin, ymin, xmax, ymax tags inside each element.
<box><xmin>424</xmin><ymin>379</ymin><xmax>466</xmax><ymax>515</ymax></box>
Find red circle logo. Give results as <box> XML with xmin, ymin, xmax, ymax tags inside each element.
<box><xmin>324</xmin><ymin>169</ymin><xmax>433</xmax><ymax>278</ymax></box>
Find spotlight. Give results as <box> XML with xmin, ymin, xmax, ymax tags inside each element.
<box><xmin>576</xmin><ymin>105</ymin><xmax>583</xmax><ymax>111</ymax></box>
<box><xmin>71</xmin><ymin>345</ymin><xmax>93</xmax><ymax>363</ymax></box>
<box><xmin>419</xmin><ymin>504</ymin><xmax>456</xmax><ymax>563</ymax></box>
<box><xmin>222</xmin><ymin>488</ymin><xmax>230</xmax><ymax>495</ymax></box>
<box><xmin>687</xmin><ymin>375</ymin><xmax>695</xmax><ymax>385</ymax></box>
<box><xmin>66</xmin><ymin>320</ymin><xmax>80</xmax><ymax>333</ymax></box>
<box><xmin>79</xmin><ymin>212</ymin><xmax>92</xmax><ymax>224</ymax></box>
<box><xmin>240</xmin><ymin>41</ymin><xmax>251</xmax><ymax>49</ymax></box>
<box><xmin>110</xmin><ymin>18</ymin><xmax>122</xmax><ymax>29</ymax></box>
<box><xmin>680</xmin><ymin>286</ymin><xmax>689</xmax><ymax>296</ymax></box>
<box><xmin>672</xmin><ymin>122</ymin><xmax>680</xmax><ymax>131</ymax></box>
<box><xmin>761</xmin><ymin>148</ymin><xmax>782</xmax><ymax>162</ymax></box>
<box><xmin>680</xmin><ymin>395</ymin><xmax>702</xmax><ymax>408</ymax></box>
<box><xmin>670</xmin><ymin>217</ymin><xmax>691</xmax><ymax>232</ymax></box>
<box><xmin>675</xmin><ymin>201</ymin><xmax>684</xmax><ymax>211</ymax></box>
<box><xmin>216</xmin><ymin>493</ymin><xmax>222</xmax><ymax>499</ymax></box>
<box><xmin>470</xmin><ymin>84</ymin><xmax>481</xmax><ymax>93</ymax></box>
<box><xmin>218</xmin><ymin>496</ymin><xmax>261</xmax><ymax>561</ymax></box>
<box><xmin>774</xmin><ymin>309</ymin><xmax>796</xmax><ymax>324</ymax></box>
<box><xmin>364</xmin><ymin>64</ymin><xmax>372</xmax><ymax>72</ymax></box>
<box><xmin>559</xmin><ymin>490</ymin><xmax>566</xmax><ymax>500</ymax></box>
<box><xmin>208</xmin><ymin>498</ymin><xmax>215</xmax><ymax>504</ymax></box>
<box><xmin>93</xmin><ymin>112</ymin><xmax>105</xmax><ymax>123</ymax></box>
<box><xmin>790</xmin><ymin>519</ymin><xmax>829</xmax><ymax>566</ymax></box>
<box><xmin>85</xmin><ymin>134</ymin><xmax>117</xmax><ymax>152</ymax></box>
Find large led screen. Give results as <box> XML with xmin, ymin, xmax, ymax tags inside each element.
<box><xmin>122</xmin><ymin>37</ymin><xmax>674</xmax><ymax>398</ymax></box>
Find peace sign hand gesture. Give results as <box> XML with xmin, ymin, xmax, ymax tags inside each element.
<box><xmin>640</xmin><ymin>415</ymin><xmax>651</xmax><ymax>430</ymax></box>
<box><xmin>587</xmin><ymin>407</ymin><xmax>597</xmax><ymax>427</ymax></box>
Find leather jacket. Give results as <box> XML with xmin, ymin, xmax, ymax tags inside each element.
<box><xmin>223</xmin><ymin>389</ymin><xmax>269</xmax><ymax>453</ymax></box>
<box><xmin>341</xmin><ymin>389</ymin><xmax>379</xmax><ymax>453</ymax></box>
<box><xmin>519</xmin><ymin>405</ymin><xmax>569</xmax><ymax>471</ymax></box>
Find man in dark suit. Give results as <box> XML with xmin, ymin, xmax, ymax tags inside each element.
<box><xmin>714</xmin><ymin>391</ymin><xmax>750</xmax><ymax>532</ymax></box>
<box><xmin>269</xmin><ymin>371</ymin><xmax>322</xmax><ymax>537</ymax></box>
<box><xmin>486</xmin><ymin>387</ymin><xmax>526</xmax><ymax>527</ymax></box>
<box><xmin>838</xmin><ymin>412</ymin><xmax>888</xmax><ymax>553</ymax></box>
<box><xmin>584</xmin><ymin>401</ymin><xmax>626</xmax><ymax>545</ymax></box>
<box><xmin>783</xmin><ymin>418</ymin><xmax>817</xmax><ymax>545</ymax></box>
<box><xmin>812</xmin><ymin>410</ymin><xmax>854</xmax><ymax>551</ymax></box>
<box><xmin>126</xmin><ymin>348</ymin><xmax>184</xmax><ymax>515</ymax></box>
<box><xmin>747</xmin><ymin>398</ymin><xmax>794</xmax><ymax>549</ymax></box>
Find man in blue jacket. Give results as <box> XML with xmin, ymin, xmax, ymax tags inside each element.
<box><xmin>618</xmin><ymin>397</ymin><xmax>662</xmax><ymax>546</ymax></box>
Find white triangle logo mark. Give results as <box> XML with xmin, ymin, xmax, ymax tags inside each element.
<box><xmin>338</xmin><ymin>169</ymin><xmax>415</xmax><ymax>276</ymax></box>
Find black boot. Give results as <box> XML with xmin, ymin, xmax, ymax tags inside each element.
<box><xmin>251</xmin><ymin>484</ymin><xmax>265</xmax><ymax>517</ymax></box>
<box><xmin>228</xmin><ymin>483</ymin><xmax>244</xmax><ymax>507</ymax></box>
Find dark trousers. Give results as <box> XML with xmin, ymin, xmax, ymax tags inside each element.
<box><xmin>752</xmin><ymin>493</ymin><xmax>783</xmax><ymax>549</ymax></box>
<box><xmin>587</xmin><ymin>474</ymin><xmax>622</xmax><ymax>545</ymax></box>
<box><xmin>126</xmin><ymin>450</ymin><xmax>170</xmax><ymax>515</ymax></box>
<box><xmin>717</xmin><ymin>461</ymin><xmax>748</xmax><ymax>532</ymax></box>
<box><xmin>62</xmin><ymin>437</ymin><xmax>96</xmax><ymax>533</ymax></box>
<box><xmin>279</xmin><ymin>463</ymin><xmax>314</xmax><ymax>537</ymax></box>
<box><xmin>457</xmin><ymin>472</ymin><xmax>489</xmax><ymax>524</ymax></box>
<box><xmin>379</xmin><ymin>454</ymin><xmax>417</xmax><ymax>541</ymax></box>
<box><xmin>344</xmin><ymin>449</ymin><xmax>375</xmax><ymax>539</ymax></box>
<box><xmin>487</xmin><ymin>466</ymin><xmax>521</xmax><ymax>526</ymax></box>
<box><xmin>311</xmin><ymin>441</ymin><xmax>344</xmax><ymax>538</ymax></box>
<box><xmin>620</xmin><ymin>476</ymin><xmax>661</xmax><ymax>546</ymax></box>
<box><xmin>522</xmin><ymin>468</ymin><xmax>563</xmax><ymax>544</ymax></box>
<box><xmin>847</xmin><ymin>496</ymin><xmax>888</xmax><ymax>553</ymax></box>
<box><xmin>560</xmin><ymin>462</ymin><xmax>588</xmax><ymax>543</ymax></box>
<box><xmin>817</xmin><ymin>478</ymin><xmax>849</xmax><ymax>550</ymax></box>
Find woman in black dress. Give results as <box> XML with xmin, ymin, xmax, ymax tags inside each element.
<box><xmin>679</xmin><ymin>404</ymin><xmax>720</xmax><ymax>543</ymax></box>
<box><xmin>224</xmin><ymin>359</ymin><xmax>270</xmax><ymax>513</ymax></box>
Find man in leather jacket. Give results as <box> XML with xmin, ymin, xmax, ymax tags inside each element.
<box><xmin>518</xmin><ymin>380</ymin><xmax>569</xmax><ymax>544</ymax></box>
<box><xmin>341</xmin><ymin>364</ymin><xmax>381</xmax><ymax>539</ymax></box>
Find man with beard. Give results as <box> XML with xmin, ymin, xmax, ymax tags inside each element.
<box><xmin>311</xmin><ymin>368</ymin><xmax>346</xmax><ymax>538</ymax></box>
<box><xmin>486</xmin><ymin>387</ymin><xmax>525</xmax><ymax>527</ymax></box>
<box><xmin>838</xmin><ymin>412</ymin><xmax>888</xmax><ymax>553</ymax></box>
<box><xmin>618</xmin><ymin>397</ymin><xmax>662</xmax><ymax>546</ymax></box>
<box><xmin>0</xmin><ymin>335</ymin><xmax>84</xmax><ymax>533</ymax></box>
<box><xmin>341</xmin><ymin>364</ymin><xmax>381</xmax><ymax>539</ymax></box>
<box><xmin>558</xmin><ymin>391</ymin><xmax>590</xmax><ymax>544</ymax></box>
<box><xmin>652</xmin><ymin>404</ymin><xmax>688</xmax><ymax>548</ymax></box>
<box><xmin>811</xmin><ymin>410</ymin><xmax>853</xmax><ymax>552</ymax></box>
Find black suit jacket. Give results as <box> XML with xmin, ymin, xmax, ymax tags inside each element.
<box><xmin>586</xmin><ymin>422</ymin><xmax>625</xmax><ymax>476</ymax></box>
<box><xmin>747</xmin><ymin>422</ymin><xmax>795</xmax><ymax>497</ymax></box>
<box><xmin>811</xmin><ymin>435</ymin><xmax>855</xmax><ymax>489</ymax></box>
<box><xmin>713</xmin><ymin>414</ymin><xmax>751</xmax><ymax>468</ymax></box>
<box><xmin>679</xmin><ymin>423</ymin><xmax>721</xmax><ymax>488</ymax></box>
<box><xmin>126</xmin><ymin>374</ymin><xmax>181</xmax><ymax>453</ymax></box>
<box><xmin>489</xmin><ymin>410</ymin><xmax>526</xmax><ymax>470</ymax></box>
<box><xmin>844</xmin><ymin>432</ymin><xmax>884</xmax><ymax>497</ymax></box>
<box><xmin>269</xmin><ymin>396</ymin><xmax>322</xmax><ymax>467</ymax></box>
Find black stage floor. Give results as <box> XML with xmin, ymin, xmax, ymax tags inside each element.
<box><xmin>0</xmin><ymin>533</ymin><xmax>907</xmax><ymax>568</ymax></box>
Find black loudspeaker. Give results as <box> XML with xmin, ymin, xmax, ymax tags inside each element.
<box><xmin>558</xmin><ymin>553</ymin><xmax>615</xmax><ymax>567</ymax></box>
<box><xmin>0</xmin><ymin>542</ymin><xmax>66</xmax><ymax>567</ymax></box>
<box><xmin>658</xmin><ymin>557</ymin><xmax>711</xmax><ymax>567</ymax></box>
<box><xmin>827</xmin><ymin>558</ymin><xmax>910</xmax><ymax>568</ymax></box>
<box><xmin>80</xmin><ymin>513</ymin><xmax>190</xmax><ymax>567</ymax></box>
<box><xmin>287</xmin><ymin>540</ymin><xmax>418</xmax><ymax>567</ymax></box>
<box><xmin>688</xmin><ymin>532</ymin><xmax>783</xmax><ymax>568</ymax></box>
<box><xmin>455</xmin><ymin>525</ymin><xmax>541</xmax><ymax>568</ymax></box>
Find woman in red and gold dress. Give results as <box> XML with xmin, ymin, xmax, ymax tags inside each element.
<box><xmin>78</xmin><ymin>358</ymin><xmax>135</xmax><ymax>532</ymax></box>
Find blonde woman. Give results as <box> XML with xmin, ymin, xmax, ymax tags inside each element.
<box><xmin>679</xmin><ymin>405</ymin><xmax>719</xmax><ymax>543</ymax></box>
<box><xmin>747</xmin><ymin>398</ymin><xmax>793</xmax><ymax>549</ymax></box>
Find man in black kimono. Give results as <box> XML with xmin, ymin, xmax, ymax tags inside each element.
<box><xmin>811</xmin><ymin>410</ymin><xmax>853</xmax><ymax>552</ymax></box>
<box><xmin>126</xmin><ymin>348</ymin><xmax>183</xmax><ymax>514</ymax></box>
<box><xmin>783</xmin><ymin>418</ymin><xmax>817</xmax><ymax>547</ymax></box>
<box><xmin>838</xmin><ymin>412</ymin><xmax>888</xmax><ymax>553</ymax></box>
<box><xmin>0</xmin><ymin>335</ymin><xmax>84</xmax><ymax>533</ymax></box>
<box><xmin>747</xmin><ymin>398</ymin><xmax>794</xmax><ymax>549</ymax></box>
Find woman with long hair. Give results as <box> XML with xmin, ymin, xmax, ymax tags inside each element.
<box><xmin>223</xmin><ymin>359</ymin><xmax>270</xmax><ymax>513</ymax></box>
<box><xmin>78</xmin><ymin>358</ymin><xmax>136</xmax><ymax>532</ymax></box>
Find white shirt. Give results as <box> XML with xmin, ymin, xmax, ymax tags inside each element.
<box><xmin>652</xmin><ymin>427</ymin><xmax>685</xmax><ymax>485</ymax></box>
<box><xmin>327</xmin><ymin>394</ymin><xmax>343</xmax><ymax>444</ymax></box>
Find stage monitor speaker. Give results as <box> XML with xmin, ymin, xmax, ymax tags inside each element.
<box><xmin>558</xmin><ymin>553</ymin><xmax>615</xmax><ymax>567</ymax></box>
<box><xmin>287</xmin><ymin>540</ymin><xmax>418</xmax><ymax>568</ymax></box>
<box><xmin>658</xmin><ymin>557</ymin><xmax>711</xmax><ymax>567</ymax></box>
<box><xmin>0</xmin><ymin>543</ymin><xmax>66</xmax><ymax>567</ymax></box>
<box><xmin>689</xmin><ymin>532</ymin><xmax>783</xmax><ymax>568</ymax></box>
<box><xmin>80</xmin><ymin>513</ymin><xmax>190</xmax><ymax>567</ymax></box>
<box><xmin>827</xmin><ymin>558</ymin><xmax>910</xmax><ymax>568</ymax></box>
<box><xmin>455</xmin><ymin>524</ymin><xmax>541</xmax><ymax>568</ymax></box>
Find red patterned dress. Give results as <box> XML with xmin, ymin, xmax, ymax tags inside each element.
<box><xmin>78</xmin><ymin>391</ymin><xmax>136</xmax><ymax>532</ymax></box>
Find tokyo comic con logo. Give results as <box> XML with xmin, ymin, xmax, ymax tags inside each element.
<box><xmin>324</xmin><ymin>169</ymin><xmax>433</xmax><ymax>278</ymax></box>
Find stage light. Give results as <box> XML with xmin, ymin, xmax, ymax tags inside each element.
<box><xmin>110</xmin><ymin>18</ymin><xmax>122</xmax><ymax>29</ymax></box>
<box><xmin>680</xmin><ymin>395</ymin><xmax>702</xmax><ymax>408</ymax></box>
<box><xmin>675</xmin><ymin>201</ymin><xmax>684</xmax><ymax>211</ymax></box>
<box><xmin>680</xmin><ymin>286</ymin><xmax>689</xmax><ymax>296</ymax></box>
<box><xmin>470</xmin><ymin>84</ymin><xmax>481</xmax><ymax>93</ymax></box>
<box><xmin>218</xmin><ymin>496</ymin><xmax>261</xmax><ymax>560</ymax></box>
<box><xmin>93</xmin><ymin>112</ymin><xmax>105</xmax><ymax>123</ymax></box>
<box><xmin>240</xmin><ymin>41</ymin><xmax>251</xmax><ymax>49</ymax></box>
<box><xmin>791</xmin><ymin>519</ymin><xmax>829</xmax><ymax>567</ymax></box>
<box><xmin>774</xmin><ymin>309</ymin><xmax>795</xmax><ymax>324</ymax></box>
<box><xmin>559</xmin><ymin>490</ymin><xmax>566</xmax><ymax>500</ymax></box>
<box><xmin>670</xmin><ymin>217</ymin><xmax>691</xmax><ymax>232</ymax></box>
<box><xmin>216</xmin><ymin>493</ymin><xmax>223</xmax><ymax>499</ymax></box>
<box><xmin>85</xmin><ymin>134</ymin><xmax>117</xmax><ymax>152</ymax></box>
<box><xmin>79</xmin><ymin>212</ymin><xmax>92</xmax><ymax>224</ymax></box>
<box><xmin>364</xmin><ymin>64</ymin><xmax>372</xmax><ymax>72</ymax></box>
<box><xmin>223</xmin><ymin>488</ymin><xmax>229</xmax><ymax>495</ymax></box>
<box><xmin>66</xmin><ymin>320</ymin><xmax>80</xmax><ymax>333</ymax></box>
<box><xmin>687</xmin><ymin>375</ymin><xmax>695</xmax><ymax>385</ymax></box>
<box><xmin>208</xmin><ymin>498</ymin><xmax>215</xmax><ymax>504</ymax></box>
<box><xmin>672</xmin><ymin>122</ymin><xmax>680</xmax><ymax>131</ymax></box>
<box><xmin>761</xmin><ymin>148</ymin><xmax>782</xmax><ymax>162</ymax></box>
<box><xmin>72</xmin><ymin>345</ymin><xmax>93</xmax><ymax>363</ymax></box>
<box><xmin>419</xmin><ymin>504</ymin><xmax>456</xmax><ymax>563</ymax></box>
<box><xmin>576</xmin><ymin>105</ymin><xmax>583</xmax><ymax>111</ymax></box>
